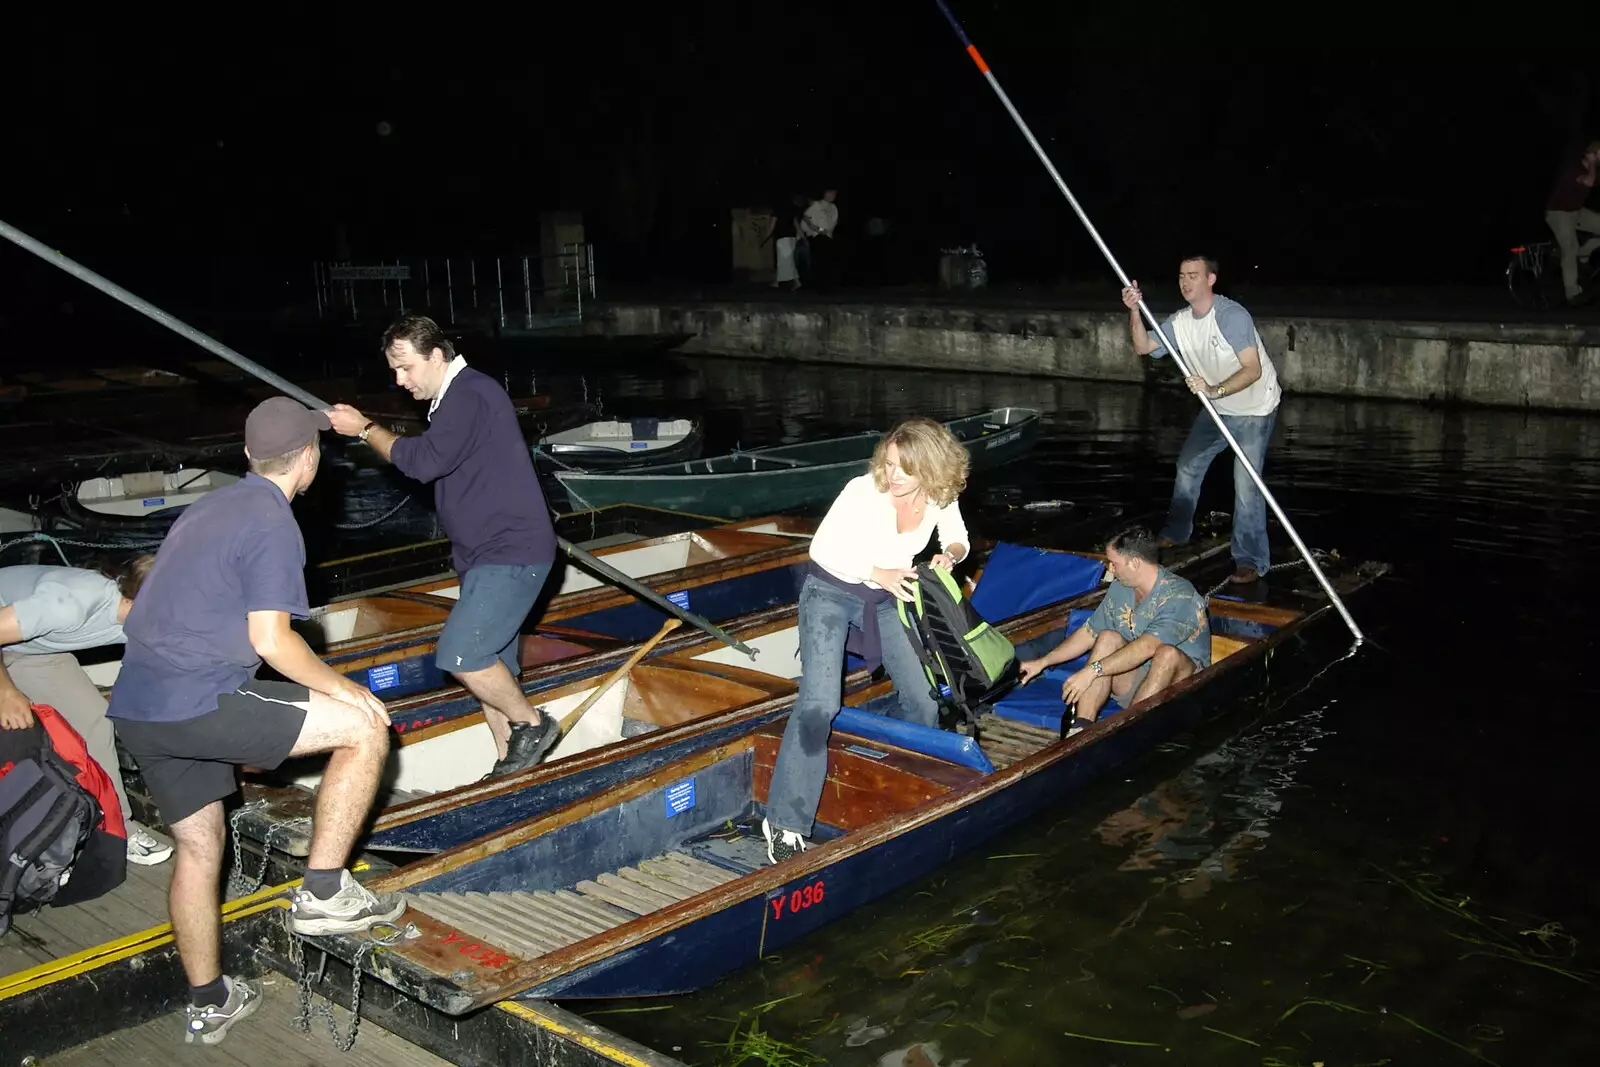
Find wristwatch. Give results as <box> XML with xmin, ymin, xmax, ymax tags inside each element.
<box><xmin>1089</xmin><ymin>660</ymin><xmax>1103</xmax><ymax>676</ymax></box>
<box><xmin>1214</xmin><ymin>385</ymin><xmax>1228</xmax><ymax>399</ymax></box>
<box><xmin>358</xmin><ymin>422</ymin><xmax>376</xmax><ymax>442</ymax></box>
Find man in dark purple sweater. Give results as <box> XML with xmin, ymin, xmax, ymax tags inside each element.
<box><xmin>327</xmin><ymin>315</ymin><xmax>561</xmax><ymax>775</ymax></box>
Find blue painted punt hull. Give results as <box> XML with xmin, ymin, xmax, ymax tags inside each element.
<box><xmin>301</xmin><ymin>550</ymin><xmax>1386</xmax><ymax>1012</ymax></box>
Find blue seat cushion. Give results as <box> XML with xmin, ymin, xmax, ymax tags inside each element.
<box><xmin>968</xmin><ymin>543</ymin><xmax>1107</xmax><ymax>622</ymax></box>
<box><xmin>831</xmin><ymin>705</ymin><xmax>995</xmax><ymax>774</ymax></box>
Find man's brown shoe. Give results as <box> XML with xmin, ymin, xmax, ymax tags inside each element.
<box><xmin>1228</xmin><ymin>566</ymin><xmax>1260</xmax><ymax>584</ymax></box>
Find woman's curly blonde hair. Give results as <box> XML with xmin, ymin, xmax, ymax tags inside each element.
<box><xmin>870</xmin><ymin>417</ymin><xmax>969</xmax><ymax>508</ymax></box>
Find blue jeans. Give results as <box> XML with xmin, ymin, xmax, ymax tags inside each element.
<box><xmin>1160</xmin><ymin>409</ymin><xmax>1278</xmax><ymax>574</ymax></box>
<box><xmin>766</xmin><ymin>574</ymin><xmax>938</xmax><ymax>836</ymax></box>
<box><xmin>435</xmin><ymin>563</ymin><xmax>550</xmax><ymax>676</ymax></box>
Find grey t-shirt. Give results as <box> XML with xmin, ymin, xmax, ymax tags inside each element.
<box><xmin>0</xmin><ymin>566</ymin><xmax>125</xmax><ymax>654</ymax></box>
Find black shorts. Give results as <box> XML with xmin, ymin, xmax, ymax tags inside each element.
<box><xmin>113</xmin><ymin>681</ymin><xmax>310</xmax><ymax>826</ymax></box>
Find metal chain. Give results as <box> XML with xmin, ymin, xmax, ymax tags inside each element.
<box><xmin>288</xmin><ymin>930</ymin><xmax>371</xmax><ymax>1051</ymax></box>
<box><xmin>0</xmin><ymin>531</ymin><xmax>166</xmax><ymax>561</ymax></box>
<box><xmin>332</xmin><ymin>494</ymin><xmax>411</xmax><ymax>531</ymax></box>
<box><xmin>1204</xmin><ymin>550</ymin><xmax>1332</xmax><ymax>599</ymax></box>
<box><xmin>227</xmin><ymin>801</ymin><xmax>312</xmax><ymax>897</ymax></box>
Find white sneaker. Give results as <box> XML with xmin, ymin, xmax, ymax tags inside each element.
<box><xmin>289</xmin><ymin>870</ymin><xmax>406</xmax><ymax>936</ymax></box>
<box><xmin>127</xmin><ymin>823</ymin><xmax>174</xmax><ymax>866</ymax></box>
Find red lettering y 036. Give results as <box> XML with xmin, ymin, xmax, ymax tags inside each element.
<box><xmin>769</xmin><ymin>879</ymin><xmax>825</xmax><ymax>921</ymax></box>
<box><xmin>440</xmin><ymin>929</ymin><xmax>511</xmax><ymax>968</ymax></box>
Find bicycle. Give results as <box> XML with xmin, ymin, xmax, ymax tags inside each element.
<box><xmin>1506</xmin><ymin>239</ymin><xmax>1598</xmax><ymax>309</ymax></box>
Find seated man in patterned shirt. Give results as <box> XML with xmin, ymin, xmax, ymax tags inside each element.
<box><xmin>1017</xmin><ymin>525</ymin><xmax>1211</xmax><ymax>734</ymax></box>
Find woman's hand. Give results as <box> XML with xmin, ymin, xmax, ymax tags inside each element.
<box><xmin>930</xmin><ymin>553</ymin><xmax>956</xmax><ymax>571</ymax></box>
<box><xmin>872</xmin><ymin>566</ymin><xmax>919</xmax><ymax>602</ymax></box>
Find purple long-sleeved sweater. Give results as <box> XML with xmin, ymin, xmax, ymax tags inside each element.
<box><xmin>390</xmin><ymin>365</ymin><xmax>556</xmax><ymax>574</ymax></box>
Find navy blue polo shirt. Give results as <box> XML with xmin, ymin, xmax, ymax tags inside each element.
<box><xmin>108</xmin><ymin>473</ymin><xmax>310</xmax><ymax>724</ymax></box>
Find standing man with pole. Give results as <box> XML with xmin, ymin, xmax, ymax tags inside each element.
<box><xmin>326</xmin><ymin>314</ymin><xmax>562</xmax><ymax>775</ymax></box>
<box><xmin>1122</xmin><ymin>257</ymin><xmax>1281</xmax><ymax>585</ymax></box>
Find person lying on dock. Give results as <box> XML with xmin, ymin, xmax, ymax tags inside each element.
<box><xmin>107</xmin><ymin>398</ymin><xmax>405</xmax><ymax>1046</ymax></box>
<box><xmin>1016</xmin><ymin>526</ymin><xmax>1210</xmax><ymax>735</ymax></box>
<box><xmin>1</xmin><ymin>555</ymin><xmax>174</xmax><ymax>865</ymax></box>
<box><xmin>327</xmin><ymin>314</ymin><xmax>563</xmax><ymax>776</ymax></box>
<box><xmin>762</xmin><ymin>417</ymin><xmax>971</xmax><ymax>865</ymax></box>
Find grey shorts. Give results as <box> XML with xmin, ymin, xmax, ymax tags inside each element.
<box><xmin>435</xmin><ymin>563</ymin><xmax>550</xmax><ymax>675</ymax></box>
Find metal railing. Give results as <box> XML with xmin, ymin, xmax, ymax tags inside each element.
<box><xmin>312</xmin><ymin>246</ymin><xmax>596</xmax><ymax>332</ymax></box>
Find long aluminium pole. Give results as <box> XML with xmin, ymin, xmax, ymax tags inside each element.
<box><xmin>0</xmin><ymin>218</ymin><xmax>758</xmax><ymax>658</ymax></box>
<box><xmin>932</xmin><ymin>1</ymin><xmax>1362</xmax><ymax>645</ymax></box>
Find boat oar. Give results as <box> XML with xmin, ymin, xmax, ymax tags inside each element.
<box><xmin>932</xmin><ymin>1</ymin><xmax>1364</xmax><ymax>647</ymax></box>
<box><xmin>555</xmin><ymin>617</ymin><xmax>683</xmax><ymax>736</ymax></box>
<box><xmin>0</xmin><ymin>218</ymin><xmax>758</xmax><ymax>659</ymax></box>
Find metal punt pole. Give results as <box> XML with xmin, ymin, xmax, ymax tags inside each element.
<box><xmin>933</xmin><ymin>0</ymin><xmax>1362</xmax><ymax>644</ymax></box>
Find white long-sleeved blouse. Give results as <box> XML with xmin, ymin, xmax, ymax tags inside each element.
<box><xmin>808</xmin><ymin>474</ymin><xmax>969</xmax><ymax>588</ymax></box>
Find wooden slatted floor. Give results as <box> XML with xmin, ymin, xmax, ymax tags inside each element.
<box><xmin>407</xmin><ymin>850</ymin><xmax>742</xmax><ymax>959</ymax></box>
<box><xmin>975</xmin><ymin>714</ymin><xmax>1060</xmax><ymax>768</ymax></box>
<box><xmin>43</xmin><ymin>971</ymin><xmax>451</xmax><ymax>1067</ymax></box>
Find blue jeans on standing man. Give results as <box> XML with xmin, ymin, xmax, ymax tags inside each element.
<box><xmin>1159</xmin><ymin>408</ymin><xmax>1278</xmax><ymax>575</ymax></box>
<box><xmin>766</xmin><ymin>573</ymin><xmax>939</xmax><ymax>837</ymax></box>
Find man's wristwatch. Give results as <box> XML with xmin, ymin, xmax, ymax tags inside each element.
<box><xmin>1089</xmin><ymin>660</ymin><xmax>1103</xmax><ymax>676</ymax></box>
<box><xmin>358</xmin><ymin>422</ymin><xmax>376</xmax><ymax>442</ymax></box>
<box><xmin>1214</xmin><ymin>385</ymin><xmax>1228</xmax><ymax>399</ymax></box>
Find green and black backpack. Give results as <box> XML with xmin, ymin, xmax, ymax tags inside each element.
<box><xmin>896</xmin><ymin>563</ymin><xmax>1020</xmax><ymax>732</ymax></box>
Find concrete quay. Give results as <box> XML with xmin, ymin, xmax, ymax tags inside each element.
<box><xmin>587</xmin><ymin>289</ymin><xmax>1600</xmax><ymax>413</ymax></box>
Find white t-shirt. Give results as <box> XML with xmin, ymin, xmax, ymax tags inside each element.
<box><xmin>1149</xmin><ymin>294</ymin><xmax>1280</xmax><ymax>417</ymax></box>
<box><xmin>809</xmin><ymin>474</ymin><xmax>969</xmax><ymax>587</ymax></box>
<box><xmin>802</xmin><ymin>200</ymin><xmax>838</xmax><ymax>238</ymax></box>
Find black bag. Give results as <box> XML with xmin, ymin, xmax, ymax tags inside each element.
<box><xmin>895</xmin><ymin>563</ymin><xmax>1020</xmax><ymax>732</ymax></box>
<box><xmin>0</xmin><ymin>721</ymin><xmax>100</xmax><ymax>936</ymax></box>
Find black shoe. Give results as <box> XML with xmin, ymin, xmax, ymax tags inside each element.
<box><xmin>492</xmin><ymin>715</ymin><xmax>562</xmax><ymax>776</ymax></box>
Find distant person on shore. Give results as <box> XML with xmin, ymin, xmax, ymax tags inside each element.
<box><xmin>0</xmin><ymin>556</ymin><xmax>171</xmax><ymax>866</ymax></box>
<box><xmin>1545</xmin><ymin>140</ymin><xmax>1600</xmax><ymax>305</ymax></box>
<box><xmin>1122</xmin><ymin>256</ymin><xmax>1281</xmax><ymax>585</ymax></box>
<box><xmin>801</xmin><ymin>189</ymin><xmax>840</xmax><ymax>289</ymax></box>
<box><xmin>1016</xmin><ymin>526</ymin><xmax>1210</xmax><ymax>735</ymax></box>
<box><xmin>764</xmin><ymin>195</ymin><xmax>803</xmax><ymax>290</ymax></box>
<box><xmin>107</xmin><ymin>397</ymin><xmax>404</xmax><ymax>1045</ymax></box>
<box><xmin>326</xmin><ymin>314</ymin><xmax>562</xmax><ymax>776</ymax></box>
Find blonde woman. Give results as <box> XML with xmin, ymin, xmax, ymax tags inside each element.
<box><xmin>763</xmin><ymin>417</ymin><xmax>971</xmax><ymax>864</ymax></box>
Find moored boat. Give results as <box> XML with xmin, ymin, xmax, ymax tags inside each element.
<box><xmin>299</xmin><ymin>548</ymin><xmax>1389</xmax><ymax>1010</ymax></box>
<box><xmin>60</xmin><ymin>467</ymin><xmax>240</xmax><ymax>532</ymax></box>
<box><xmin>551</xmin><ymin>407</ymin><xmax>1040</xmax><ymax>516</ymax></box>
<box><xmin>534</xmin><ymin>416</ymin><xmax>704</xmax><ymax>470</ymax></box>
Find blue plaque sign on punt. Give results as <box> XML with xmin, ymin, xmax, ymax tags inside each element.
<box><xmin>368</xmin><ymin>662</ymin><xmax>401</xmax><ymax>691</ymax></box>
<box><xmin>667</xmin><ymin>589</ymin><xmax>690</xmax><ymax>610</ymax></box>
<box><xmin>664</xmin><ymin>777</ymin><xmax>696</xmax><ymax>817</ymax></box>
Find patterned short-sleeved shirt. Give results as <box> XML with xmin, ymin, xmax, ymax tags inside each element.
<box><xmin>1085</xmin><ymin>567</ymin><xmax>1211</xmax><ymax>669</ymax></box>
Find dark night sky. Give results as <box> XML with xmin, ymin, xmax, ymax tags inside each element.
<box><xmin>10</xmin><ymin>4</ymin><xmax>1600</xmax><ymax>308</ymax></box>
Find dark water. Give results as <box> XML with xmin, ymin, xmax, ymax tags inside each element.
<box><xmin>498</xmin><ymin>353</ymin><xmax>1599</xmax><ymax>1067</ymax></box>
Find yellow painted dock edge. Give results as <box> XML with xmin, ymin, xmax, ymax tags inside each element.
<box><xmin>2</xmin><ymin>868</ymin><xmax>663</xmax><ymax>1067</ymax></box>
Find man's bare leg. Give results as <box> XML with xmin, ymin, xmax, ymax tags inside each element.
<box><xmin>285</xmin><ymin>692</ymin><xmax>393</xmax><ymax>870</ymax></box>
<box><xmin>1072</xmin><ymin>630</ymin><xmax>1126</xmax><ymax>723</ymax></box>
<box><xmin>1131</xmin><ymin>644</ymin><xmax>1196</xmax><ymax>704</ymax></box>
<box><xmin>456</xmin><ymin>660</ymin><xmax>540</xmax><ymax>761</ymax></box>
<box><xmin>166</xmin><ymin>801</ymin><xmax>226</xmax><ymax>987</ymax></box>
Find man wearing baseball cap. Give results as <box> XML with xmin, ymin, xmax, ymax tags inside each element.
<box><xmin>108</xmin><ymin>396</ymin><xmax>404</xmax><ymax>1046</ymax></box>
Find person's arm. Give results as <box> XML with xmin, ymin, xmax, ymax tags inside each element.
<box><xmin>1062</xmin><ymin>586</ymin><xmax>1206</xmax><ymax>702</ymax></box>
<box><xmin>333</xmin><ymin>394</ymin><xmax>479</xmax><ymax>482</ymax></box>
<box><xmin>247</xmin><ymin>611</ymin><xmax>388</xmax><ymax>724</ymax></box>
<box><xmin>1199</xmin><ymin>304</ymin><xmax>1265</xmax><ymax>398</ymax></box>
<box><xmin>239</xmin><ymin>526</ymin><xmax>388</xmax><ymax>723</ymax></box>
<box><xmin>1017</xmin><ymin>619</ymin><xmax>1096</xmax><ymax>685</ymax></box>
<box><xmin>326</xmin><ymin>405</ymin><xmax>399</xmax><ymax>463</ymax></box>
<box><xmin>1121</xmin><ymin>281</ymin><xmax>1164</xmax><ymax>356</ymax></box>
<box><xmin>930</xmin><ymin>498</ymin><xmax>970</xmax><ymax>570</ymax></box>
<box><xmin>0</xmin><ymin>606</ymin><xmax>33</xmax><ymax>729</ymax></box>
